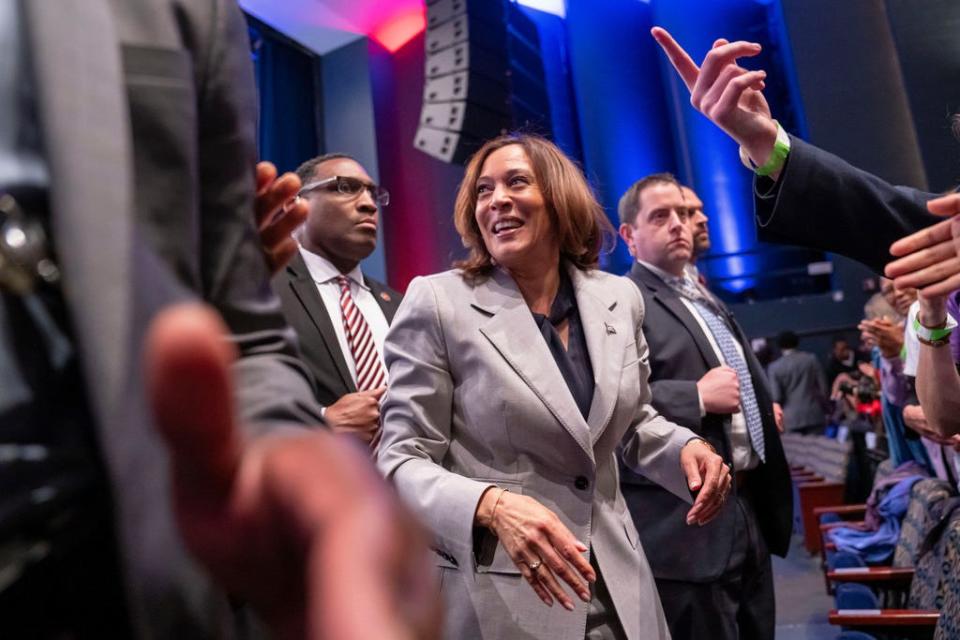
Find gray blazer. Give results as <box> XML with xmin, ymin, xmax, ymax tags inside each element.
<box><xmin>26</xmin><ymin>0</ymin><xmax>321</xmax><ymax>635</ymax></box>
<box><xmin>377</xmin><ymin>265</ymin><xmax>698</xmax><ymax>640</ymax></box>
<box><xmin>767</xmin><ymin>350</ymin><xmax>828</xmax><ymax>431</ymax></box>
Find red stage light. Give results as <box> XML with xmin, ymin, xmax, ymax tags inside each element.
<box><xmin>371</xmin><ymin>7</ymin><xmax>425</xmax><ymax>53</ymax></box>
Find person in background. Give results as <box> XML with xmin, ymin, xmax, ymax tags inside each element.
<box><xmin>682</xmin><ymin>185</ymin><xmax>710</xmax><ymax>285</ymax></box>
<box><xmin>767</xmin><ymin>331</ymin><xmax>828</xmax><ymax>435</ymax></box>
<box><xmin>863</xmin><ymin>285</ymin><xmax>899</xmax><ymax>321</ymax></box>
<box><xmin>894</xmin><ymin>285</ymin><xmax>960</xmax><ymax>483</ymax></box>
<box><xmin>825</xmin><ymin>337</ymin><xmax>867</xmax><ymax>387</ymax></box>
<box><xmin>859</xmin><ymin>284</ymin><xmax>934</xmax><ymax>470</ymax></box>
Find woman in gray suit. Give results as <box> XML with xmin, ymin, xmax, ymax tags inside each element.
<box><xmin>377</xmin><ymin>134</ymin><xmax>731</xmax><ymax>640</ymax></box>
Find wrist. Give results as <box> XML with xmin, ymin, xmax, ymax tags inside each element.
<box><xmin>682</xmin><ymin>437</ymin><xmax>716</xmax><ymax>456</ymax></box>
<box><xmin>918</xmin><ymin>310</ymin><xmax>948</xmax><ymax>329</ymax></box>
<box><xmin>743</xmin><ymin>120</ymin><xmax>780</xmax><ymax>167</ymax></box>
<box><xmin>740</xmin><ymin>121</ymin><xmax>790</xmax><ymax>177</ymax></box>
<box><xmin>475</xmin><ymin>487</ymin><xmax>507</xmax><ymax>530</ymax></box>
<box><xmin>913</xmin><ymin>310</ymin><xmax>957</xmax><ymax>347</ymax></box>
<box><xmin>694</xmin><ymin>384</ymin><xmax>708</xmax><ymax>416</ymax></box>
<box><xmin>880</xmin><ymin>345</ymin><xmax>903</xmax><ymax>360</ymax></box>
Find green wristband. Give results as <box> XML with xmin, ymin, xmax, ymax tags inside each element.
<box><xmin>913</xmin><ymin>313</ymin><xmax>956</xmax><ymax>342</ymax></box>
<box><xmin>755</xmin><ymin>133</ymin><xmax>790</xmax><ymax>177</ymax></box>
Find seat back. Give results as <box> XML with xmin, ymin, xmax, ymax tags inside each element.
<box><xmin>835</xmin><ymin>583</ymin><xmax>879</xmax><ymax>610</ymax></box>
<box><xmin>933</xmin><ymin>512</ymin><xmax>960</xmax><ymax>639</ymax></box>
<box><xmin>893</xmin><ymin>478</ymin><xmax>954</xmax><ymax>568</ymax></box>
<box><xmin>873</xmin><ymin>457</ymin><xmax>895</xmax><ymax>482</ymax></box>
<box><xmin>781</xmin><ymin>433</ymin><xmax>852</xmax><ymax>482</ymax></box>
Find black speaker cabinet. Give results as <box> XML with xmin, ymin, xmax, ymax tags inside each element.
<box><xmin>415</xmin><ymin>0</ymin><xmax>552</xmax><ymax>165</ymax></box>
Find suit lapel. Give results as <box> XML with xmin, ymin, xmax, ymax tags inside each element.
<box><xmin>25</xmin><ymin>0</ymin><xmax>132</xmax><ymax>430</ymax></box>
<box><xmin>366</xmin><ymin>276</ymin><xmax>400</xmax><ymax>324</ymax></box>
<box><xmin>286</xmin><ymin>252</ymin><xmax>355</xmax><ymax>393</ymax></box>
<box><xmin>568</xmin><ymin>267</ymin><xmax>628</xmax><ymax>442</ymax></box>
<box><xmin>474</xmin><ymin>269</ymin><xmax>594</xmax><ymax>462</ymax></box>
<box><xmin>630</xmin><ymin>263</ymin><xmax>721</xmax><ymax>370</ymax></box>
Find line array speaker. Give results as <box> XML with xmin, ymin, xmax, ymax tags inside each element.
<box><xmin>415</xmin><ymin>0</ymin><xmax>553</xmax><ymax>164</ymax></box>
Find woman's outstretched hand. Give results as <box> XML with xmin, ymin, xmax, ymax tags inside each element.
<box><xmin>475</xmin><ymin>488</ymin><xmax>596</xmax><ymax>611</ymax></box>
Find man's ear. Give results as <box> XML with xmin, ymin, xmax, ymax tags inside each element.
<box><xmin>618</xmin><ymin>223</ymin><xmax>636</xmax><ymax>257</ymax></box>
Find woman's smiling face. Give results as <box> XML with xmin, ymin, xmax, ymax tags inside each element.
<box><xmin>474</xmin><ymin>144</ymin><xmax>559</xmax><ymax>274</ymax></box>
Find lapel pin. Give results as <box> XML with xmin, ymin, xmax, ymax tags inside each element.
<box><xmin>380</xmin><ymin>291</ymin><xmax>391</xmax><ymax>302</ymax></box>
<box><xmin>605</xmin><ymin>323</ymin><xmax>616</xmax><ymax>335</ymax></box>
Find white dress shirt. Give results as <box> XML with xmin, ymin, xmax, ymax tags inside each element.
<box><xmin>637</xmin><ymin>260</ymin><xmax>759</xmax><ymax>471</ymax></box>
<box><xmin>298</xmin><ymin>247</ymin><xmax>390</xmax><ymax>389</ymax></box>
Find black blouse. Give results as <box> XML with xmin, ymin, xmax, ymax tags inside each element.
<box><xmin>531</xmin><ymin>272</ymin><xmax>595</xmax><ymax>420</ymax></box>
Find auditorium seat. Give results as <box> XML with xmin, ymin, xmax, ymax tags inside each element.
<box><xmin>825</xmin><ymin>479</ymin><xmax>955</xmax><ymax>607</ymax></box>
<box><xmin>828</xmin><ymin>505</ymin><xmax>960</xmax><ymax>639</ymax></box>
<box><xmin>781</xmin><ymin>433</ymin><xmax>853</xmax><ymax>553</ymax></box>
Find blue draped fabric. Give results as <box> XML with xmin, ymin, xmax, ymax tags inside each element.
<box><xmin>247</xmin><ymin>18</ymin><xmax>322</xmax><ymax>173</ymax></box>
<box><xmin>872</xmin><ymin>349</ymin><xmax>933</xmax><ymax>470</ymax></box>
<box><xmin>828</xmin><ymin>475</ymin><xmax>924</xmax><ymax>564</ymax></box>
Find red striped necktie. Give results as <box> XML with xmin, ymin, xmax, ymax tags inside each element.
<box><xmin>336</xmin><ymin>275</ymin><xmax>387</xmax><ymax>390</ymax></box>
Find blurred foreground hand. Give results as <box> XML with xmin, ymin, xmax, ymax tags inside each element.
<box><xmin>146</xmin><ymin>304</ymin><xmax>440</xmax><ymax>640</ymax></box>
<box><xmin>887</xmin><ymin>193</ymin><xmax>960</xmax><ymax>297</ymax></box>
<box><xmin>255</xmin><ymin>161</ymin><xmax>308</xmax><ymax>274</ymax></box>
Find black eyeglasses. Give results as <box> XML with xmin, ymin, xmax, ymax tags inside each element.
<box><xmin>298</xmin><ymin>176</ymin><xmax>390</xmax><ymax>206</ymax></box>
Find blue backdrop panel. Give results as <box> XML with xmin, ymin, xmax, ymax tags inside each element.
<box><xmin>565</xmin><ymin>0</ymin><xmax>677</xmax><ymax>274</ymax></box>
<box><xmin>651</xmin><ymin>0</ymin><xmax>769</xmax><ymax>295</ymax></box>
<box><xmin>515</xmin><ymin>5</ymin><xmax>583</xmax><ymax>164</ymax></box>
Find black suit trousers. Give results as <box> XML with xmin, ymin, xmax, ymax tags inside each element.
<box><xmin>654</xmin><ymin>493</ymin><xmax>775</xmax><ymax>640</ymax></box>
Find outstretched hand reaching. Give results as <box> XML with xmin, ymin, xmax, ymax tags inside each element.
<box><xmin>146</xmin><ymin>304</ymin><xmax>440</xmax><ymax>640</ymax></box>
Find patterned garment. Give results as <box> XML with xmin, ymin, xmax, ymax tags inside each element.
<box><xmin>667</xmin><ymin>275</ymin><xmax>766</xmax><ymax>462</ymax></box>
<box><xmin>910</xmin><ymin>497</ymin><xmax>960</xmax><ymax>612</ymax></box>
<box><xmin>933</xmin><ymin>511</ymin><xmax>960</xmax><ymax>639</ymax></box>
<box><xmin>895</xmin><ymin>478</ymin><xmax>955</xmax><ymax>569</ymax></box>
<box><xmin>336</xmin><ymin>275</ymin><xmax>387</xmax><ymax>391</ymax></box>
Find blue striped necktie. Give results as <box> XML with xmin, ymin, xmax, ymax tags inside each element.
<box><xmin>667</xmin><ymin>275</ymin><xmax>766</xmax><ymax>462</ymax></box>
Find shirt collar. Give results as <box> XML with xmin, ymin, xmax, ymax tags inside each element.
<box><xmin>298</xmin><ymin>246</ymin><xmax>367</xmax><ymax>290</ymax></box>
<box><xmin>636</xmin><ymin>258</ymin><xmax>689</xmax><ymax>287</ymax></box>
<box><xmin>532</xmin><ymin>269</ymin><xmax>576</xmax><ymax>327</ymax></box>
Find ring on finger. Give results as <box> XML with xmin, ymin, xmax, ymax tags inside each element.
<box><xmin>527</xmin><ymin>558</ymin><xmax>543</xmax><ymax>571</ymax></box>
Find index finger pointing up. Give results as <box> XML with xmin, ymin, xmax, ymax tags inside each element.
<box><xmin>651</xmin><ymin>27</ymin><xmax>700</xmax><ymax>91</ymax></box>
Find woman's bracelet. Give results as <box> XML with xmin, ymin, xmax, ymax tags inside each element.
<box><xmin>489</xmin><ymin>488</ymin><xmax>508</xmax><ymax>533</ymax></box>
<box><xmin>682</xmin><ymin>437</ymin><xmax>716</xmax><ymax>455</ymax></box>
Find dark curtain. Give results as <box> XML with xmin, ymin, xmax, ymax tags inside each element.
<box><xmin>247</xmin><ymin>17</ymin><xmax>323</xmax><ymax>174</ymax></box>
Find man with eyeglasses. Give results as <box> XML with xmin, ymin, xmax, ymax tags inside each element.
<box><xmin>273</xmin><ymin>153</ymin><xmax>401</xmax><ymax>447</ymax></box>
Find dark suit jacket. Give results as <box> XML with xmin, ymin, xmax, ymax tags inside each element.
<box><xmin>755</xmin><ymin>136</ymin><xmax>945</xmax><ymax>275</ymax></box>
<box><xmin>273</xmin><ymin>251</ymin><xmax>402</xmax><ymax>406</ymax></box>
<box><xmin>620</xmin><ymin>263</ymin><xmax>792</xmax><ymax>582</ymax></box>
<box><xmin>26</xmin><ymin>0</ymin><xmax>323</xmax><ymax>634</ymax></box>
<box><xmin>767</xmin><ymin>350</ymin><xmax>828</xmax><ymax>431</ymax></box>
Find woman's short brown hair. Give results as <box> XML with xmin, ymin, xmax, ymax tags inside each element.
<box><xmin>453</xmin><ymin>134</ymin><xmax>615</xmax><ymax>283</ymax></box>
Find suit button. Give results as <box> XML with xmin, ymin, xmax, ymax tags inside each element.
<box><xmin>574</xmin><ymin>476</ymin><xmax>589</xmax><ymax>490</ymax></box>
